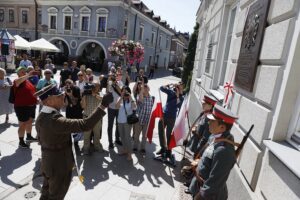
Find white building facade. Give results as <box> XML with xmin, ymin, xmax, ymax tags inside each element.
<box><xmin>189</xmin><ymin>0</ymin><xmax>300</xmax><ymax>199</ymax></box>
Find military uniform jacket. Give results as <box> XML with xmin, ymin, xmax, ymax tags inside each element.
<box><xmin>188</xmin><ymin>112</ymin><xmax>210</xmax><ymax>154</ymax></box>
<box><xmin>189</xmin><ymin>131</ymin><xmax>236</xmax><ymax>200</ymax></box>
<box><xmin>36</xmin><ymin>106</ymin><xmax>106</xmax><ymax>175</ymax></box>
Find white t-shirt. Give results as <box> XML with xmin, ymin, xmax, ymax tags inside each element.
<box><xmin>108</xmin><ymin>81</ymin><xmax>124</xmax><ymax>109</ymax></box>
<box><xmin>117</xmin><ymin>100</ymin><xmax>133</xmax><ymax>123</ymax></box>
<box><xmin>76</xmin><ymin>80</ymin><xmax>86</xmax><ymax>94</ymax></box>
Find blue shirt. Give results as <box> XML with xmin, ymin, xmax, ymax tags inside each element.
<box><xmin>160</xmin><ymin>86</ymin><xmax>184</xmax><ymax>119</ymax></box>
<box><xmin>19</xmin><ymin>59</ymin><xmax>32</xmax><ymax>68</ymax></box>
<box><xmin>36</xmin><ymin>78</ymin><xmax>57</xmax><ymax>91</ymax></box>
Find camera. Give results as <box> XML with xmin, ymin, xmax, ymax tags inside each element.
<box><xmin>66</xmin><ymin>88</ymin><xmax>71</xmax><ymax>93</ymax></box>
<box><xmin>83</xmin><ymin>83</ymin><xmax>95</xmax><ymax>95</ymax></box>
<box><xmin>124</xmin><ymin>92</ymin><xmax>130</xmax><ymax>97</ymax></box>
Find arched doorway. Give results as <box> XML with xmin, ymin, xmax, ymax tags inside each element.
<box><xmin>76</xmin><ymin>40</ymin><xmax>106</xmax><ymax>72</ymax></box>
<box><xmin>48</xmin><ymin>38</ymin><xmax>70</xmax><ymax>65</ymax></box>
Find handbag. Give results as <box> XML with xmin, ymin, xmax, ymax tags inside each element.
<box><xmin>123</xmin><ymin>100</ymin><xmax>139</xmax><ymax>124</ymax></box>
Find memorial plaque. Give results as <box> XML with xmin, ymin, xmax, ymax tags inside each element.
<box><xmin>234</xmin><ymin>0</ymin><xmax>271</xmax><ymax>92</ymax></box>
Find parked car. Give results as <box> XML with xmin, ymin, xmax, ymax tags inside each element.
<box><xmin>172</xmin><ymin>67</ymin><xmax>183</xmax><ymax>78</ymax></box>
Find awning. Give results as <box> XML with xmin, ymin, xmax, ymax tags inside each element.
<box><xmin>14</xmin><ymin>35</ymin><xmax>31</xmax><ymax>50</ymax></box>
<box><xmin>29</xmin><ymin>38</ymin><xmax>60</xmax><ymax>52</ymax></box>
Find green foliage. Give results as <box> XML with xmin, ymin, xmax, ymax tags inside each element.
<box><xmin>182</xmin><ymin>23</ymin><xmax>199</xmax><ymax>91</ymax></box>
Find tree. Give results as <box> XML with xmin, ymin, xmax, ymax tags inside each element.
<box><xmin>182</xmin><ymin>23</ymin><xmax>199</xmax><ymax>91</ymax></box>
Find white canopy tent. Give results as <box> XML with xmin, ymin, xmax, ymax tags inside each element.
<box><xmin>29</xmin><ymin>38</ymin><xmax>60</xmax><ymax>52</ymax></box>
<box><xmin>14</xmin><ymin>35</ymin><xmax>31</xmax><ymax>50</ymax></box>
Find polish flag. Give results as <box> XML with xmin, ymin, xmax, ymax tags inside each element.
<box><xmin>146</xmin><ymin>99</ymin><xmax>163</xmax><ymax>144</ymax></box>
<box><xmin>168</xmin><ymin>94</ymin><xmax>190</xmax><ymax>149</ymax></box>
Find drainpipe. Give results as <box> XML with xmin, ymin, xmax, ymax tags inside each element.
<box><xmin>34</xmin><ymin>0</ymin><xmax>38</xmax><ymax>40</ymax></box>
<box><xmin>132</xmin><ymin>13</ymin><xmax>137</xmax><ymax>40</ymax></box>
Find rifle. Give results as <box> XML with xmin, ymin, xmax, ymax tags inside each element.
<box><xmin>235</xmin><ymin>124</ymin><xmax>254</xmax><ymax>157</ymax></box>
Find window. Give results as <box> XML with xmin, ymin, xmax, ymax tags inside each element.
<box><xmin>123</xmin><ymin>19</ymin><xmax>128</xmax><ymax>36</ymax></box>
<box><xmin>139</xmin><ymin>25</ymin><xmax>144</xmax><ymax>41</ymax></box>
<box><xmin>166</xmin><ymin>38</ymin><xmax>169</xmax><ymax>49</ymax></box>
<box><xmin>64</xmin><ymin>15</ymin><xmax>71</xmax><ymax>30</ymax></box>
<box><xmin>151</xmin><ymin>32</ymin><xmax>155</xmax><ymax>45</ymax></box>
<box><xmin>50</xmin><ymin>15</ymin><xmax>56</xmax><ymax>29</ymax></box>
<box><xmin>38</xmin><ymin>10</ymin><xmax>42</xmax><ymax>25</ymax></box>
<box><xmin>9</xmin><ymin>9</ymin><xmax>14</xmax><ymax>22</ymax></box>
<box><xmin>22</xmin><ymin>9</ymin><xmax>28</xmax><ymax>23</ymax></box>
<box><xmin>159</xmin><ymin>35</ymin><xmax>162</xmax><ymax>47</ymax></box>
<box><xmin>148</xmin><ymin>55</ymin><xmax>152</xmax><ymax>66</ymax></box>
<box><xmin>204</xmin><ymin>34</ymin><xmax>215</xmax><ymax>74</ymax></box>
<box><xmin>81</xmin><ymin>16</ymin><xmax>89</xmax><ymax>31</ymax></box>
<box><xmin>0</xmin><ymin>9</ymin><xmax>4</xmax><ymax>22</ymax></box>
<box><xmin>219</xmin><ymin>6</ymin><xmax>237</xmax><ymax>85</ymax></box>
<box><xmin>97</xmin><ymin>16</ymin><xmax>107</xmax><ymax>32</ymax></box>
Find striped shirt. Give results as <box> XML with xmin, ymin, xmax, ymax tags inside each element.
<box><xmin>137</xmin><ymin>95</ymin><xmax>154</xmax><ymax>125</ymax></box>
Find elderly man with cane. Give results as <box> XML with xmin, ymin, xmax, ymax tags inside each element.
<box><xmin>35</xmin><ymin>84</ymin><xmax>113</xmax><ymax>200</ymax></box>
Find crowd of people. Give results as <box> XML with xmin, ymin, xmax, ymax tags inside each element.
<box><xmin>0</xmin><ymin>53</ymin><xmax>240</xmax><ymax>200</ymax></box>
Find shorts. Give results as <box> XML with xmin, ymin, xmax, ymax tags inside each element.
<box><xmin>14</xmin><ymin>106</ymin><xmax>36</xmax><ymax>122</ymax></box>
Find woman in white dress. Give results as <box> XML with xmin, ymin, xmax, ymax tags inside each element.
<box><xmin>0</xmin><ymin>68</ymin><xmax>13</xmax><ymax>123</ymax></box>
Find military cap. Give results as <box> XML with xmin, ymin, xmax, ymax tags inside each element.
<box><xmin>34</xmin><ymin>84</ymin><xmax>64</xmax><ymax>101</ymax></box>
<box><xmin>207</xmin><ymin>104</ymin><xmax>238</xmax><ymax>124</ymax></box>
<box><xmin>202</xmin><ymin>94</ymin><xmax>218</xmax><ymax>106</ymax></box>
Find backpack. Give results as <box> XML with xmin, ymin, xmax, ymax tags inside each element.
<box><xmin>8</xmin><ymin>84</ymin><xmax>16</xmax><ymax>104</ymax></box>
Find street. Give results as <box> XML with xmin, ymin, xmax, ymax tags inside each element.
<box><xmin>0</xmin><ymin>69</ymin><xmax>192</xmax><ymax>200</ymax></box>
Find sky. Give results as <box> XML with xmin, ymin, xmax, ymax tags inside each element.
<box><xmin>141</xmin><ymin>0</ymin><xmax>200</xmax><ymax>34</ymax></box>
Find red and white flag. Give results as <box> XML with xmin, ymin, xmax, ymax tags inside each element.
<box><xmin>146</xmin><ymin>98</ymin><xmax>163</xmax><ymax>144</ymax></box>
<box><xmin>168</xmin><ymin>93</ymin><xmax>190</xmax><ymax>149</ymax></box>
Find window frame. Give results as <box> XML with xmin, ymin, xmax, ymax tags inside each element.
<box><xmin>38</xmin><ymin>9</ymin><xmax>42</xmax><ymax>25</ymax></box>
<box><xmin>96</xmin><ymin>14</ymin><xmax>107</xmax><ymax>33</ymax></box>
<box><xmin>49</xmin><ymin>14</ymin><xmax>57</xmax><ymax>30</ymax></box>
<box><xmin>63</xmin><ymin>14</ymin><xmax>72</xmax><ymax>31</ymax></box>
<box><xmin>80</xmin><ymin>14</ymin><xmax>90</xmax><ymax>32</ymax></box>
<box><xmin>158</xmin><ymin>35</ymin><xmax>162</xmax><ymax>48</ymax></box>
<box><xmin>8</xmin><ymin>8</ymin><xmax>14</xmax><ymax>23</ymax></box>
<box><xmin>0</xmin><ymin>8</ymin><xmax>4</xmax><ymax>22</ymax></box>
<box><xmin>151</xmin><ymin>31</ymin><xmax>156</xmax><ymax>45</ymax></box>
<box><xmin>138</xmin><ymin>24</ymin><xmax>144</xmax><ymax>41</ymax></box>
<box><xmin>21</xmin><ymin>8</ymin><xmax>29</xmax><ymax>24</ymax></box>
<box><xmin>123</xmin><ymin>18</ymin><xmax>128</xmax><ymax>36</ymax></box>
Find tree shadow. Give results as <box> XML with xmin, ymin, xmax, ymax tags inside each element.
<box><xmin>0</xmin><ymin>148</ymin><xmax>33</xmax><ymax>188</ymax></box>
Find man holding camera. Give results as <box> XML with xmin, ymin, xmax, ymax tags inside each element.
<box><xmin>157</xmin><ymin>82</ymin><xmax>185</xmax><ymax>156</ymax></box>
<box><xmin>134</xmin><ymin>69</ymin><xmax>148</xmax><ymax>84</ymax></box>
<box><xmin>35</xmin><ymin>84</ymin><xmax>113</xmax><ymax>200</ymax></box>
<box><xmin>106</xmin><ymin>73</ymin><xmax>123</xmax><ymax>148</ymax></box>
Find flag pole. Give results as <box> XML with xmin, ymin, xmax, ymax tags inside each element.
<box><xmin>158</xmin><ymin>89</ymin><xmax>168</xmax><ymax>151</ymax></box>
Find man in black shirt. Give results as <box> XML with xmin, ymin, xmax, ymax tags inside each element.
<box><xmin>60</xmin><ymin>62</ymin><xmax>71</xmax><ymax>88</ymax></box>
<box><xmin>135</xmin><ymin>69</ymin><xmax>148</xmax><ymax>84</ymax></box>
<box><xmin>70</xmin><ymin>61</ymin><xmax>80</xmax><ymax>82</ymax></box>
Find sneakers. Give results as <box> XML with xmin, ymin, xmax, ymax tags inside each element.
<box><xmin>26</xmin><ymin>135</ymin><xmax>38</xmax><ymax>142</ymax></box>
<box><xmin>156</xmin><ymin>148</ymin><xmax>165</xmax><ymax>155</ymax></box>
<box><xmin>115</xmin><ymin>140</ymin><xmax>123</xmax><ymax>146</ymax></box>
<box><xmin>19</xmin><ymin>142</ymin><xmax>29</xmax><ymax>149</ymax></box>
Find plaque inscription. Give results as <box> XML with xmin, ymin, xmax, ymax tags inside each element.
<box><xmin>234</xmin><ymin>0</ymin><xmax>271</xmax><ymax>92</ymax></box>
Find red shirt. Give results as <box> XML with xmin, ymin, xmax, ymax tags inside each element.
<box><xmin>14</xmin><ymin>80</ymin><xmax>37</xmax><ymax>106</ymax></box>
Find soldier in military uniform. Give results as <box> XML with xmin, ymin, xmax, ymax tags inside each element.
<box><xmin>187</xmin><ymin>94</ymin><xmax>218</xmax><ymax>156</ymax></box>
<box><xmin>188</xmin><ymin>105</ymin><xmax>238</xmax><ymax>200</ymax></box>
<box><xmin>35</xmin><ymin>84</ymin><xmax>113</xmax><ymax>200</ymax></box>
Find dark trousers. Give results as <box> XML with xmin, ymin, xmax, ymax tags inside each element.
<box><xmin>107</xmin><ymin>108</ymin><xmax>120</xmax><ymax>145</ymax></box>
<box><xmin>158</xmin><ymin>116</ymin><xmax>175</xmax><ymax>151</ymax></box>
<box><xmin>148</xmin><ymin>69</ymin><xmax>154</xmax><ymax>79</ymax></box>
<box><xmin>40</xmin><ymin>150</ymin><xmax>74</xmax><ymax>200</ymax></box>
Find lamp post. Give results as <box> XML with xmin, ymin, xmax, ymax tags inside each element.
<box><xmin>0</xmin><ymin>29</ymin><xmax>15</xmax><ymax>70</ymax></box>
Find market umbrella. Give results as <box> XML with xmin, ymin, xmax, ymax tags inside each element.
<box><xmin>14</xmin><ymin>35</ymin><xmax>31</xmax><ymax>50</ymax></box>
<box><xmin>30</xmin><ymin>38</ymin><xmax>60</xmax><ymax>52</ymax></box>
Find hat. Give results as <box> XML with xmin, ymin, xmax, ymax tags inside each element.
<box><xmin>202</xmin><ymin>94</ymin><xmax>218</xmax><ymax>106</ymax></box>
<box><xmin>16</xmin><ymin>66</ymin><xmax>27</xmax><ymax>73</ymax></box>
<box><xmin>207</xmin><ymin>105</ymin><xmax>238</xmax><ymax>124</ymax></box>
<box><xmin>34</xmin><ymin>84</ymin><xmax>64</xmax><ymax>101</ymax></box>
